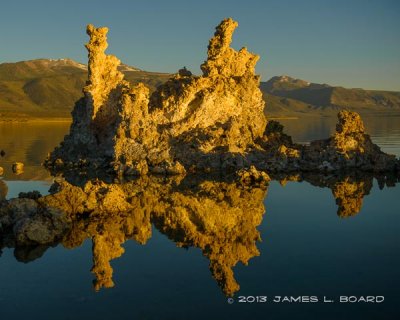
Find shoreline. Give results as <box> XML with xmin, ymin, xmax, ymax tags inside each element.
<box><xmin>1</xmin><ymin>109</ymin><xmax>400</xmax><ymax>123</ymax></box>
<box><xmin>0</xmin><ymin>117</ymin><xmax>72</xmax><ymax>123</ymax></box>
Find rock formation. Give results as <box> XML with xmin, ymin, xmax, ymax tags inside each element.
<box><xmin>0</xmin><ymin>196</ymin><xmax>71</xmax><ymax>247</ymax></box>
<box><xmin>46</xmin><ymin>18</ymin><xmax>268</xmax><ymax>175</ymax></box>
<box><xmin>255</xmin><ymin>110</ymin><xmax>398</xmax><ymax>173</ymax></box>
<box><xmin>301</xmin><ymin>111</ymin><xmax>398</xmax><ymax>172</ymax></box>
<box><xmin>3</xmin><ymin>17</ymin><xmax>399</xmax><ymax>295</ymax></box>
<box><xmin>12</xmin><ymin>162</ymin><xmax>24</xmax><ymax>174</ymax></box>
<box><xmin>45</xmin><ymin>18</ymin><xmax>398</xmax><ymax>175</ymax></box>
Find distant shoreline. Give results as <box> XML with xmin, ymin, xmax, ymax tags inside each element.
<box><xmin>0</xmin><ymin>117</ymin><xmax>72</xmax><ymax>123</ymax></box>
<box><xmin>269</xmin><ymin>116</ymin><xmax>299</xmax><ymax>120</ymax></box>
<box><xmin>1</xmin><ymin>110</ymin><xmax>400</xmax><ymax>123</ymax></box>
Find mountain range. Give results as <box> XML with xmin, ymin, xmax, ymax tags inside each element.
<box><xmin>262</xmin><ymin>75</ymin><xmax>400</xmax><ymax>117</ymax></box>
<box><xmin>0</xmin><ymin>59</ymin><xmax>399</xmax><ymax>119</ymax></box>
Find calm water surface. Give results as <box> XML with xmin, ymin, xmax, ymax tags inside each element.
<box><xmin>279</xmin><ymin>114</ymin><xmax>400</xmax><ymax>157</ymax></box>
<box><xmin>0</xmin><ymin>116</ymin><xmax>399</xmax><ymax>320</ymax></box>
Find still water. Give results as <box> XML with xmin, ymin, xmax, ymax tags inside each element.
<box><xmin>279</xmin><ymin>114</ymin><xmax>400</xmax><ymax>157</ymax></box>
<box><xmin>0</xmin><ymin>116</ymin><xmax>399</xmax><ymax>320</ymax></box>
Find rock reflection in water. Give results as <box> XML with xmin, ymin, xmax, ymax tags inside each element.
<box><xmin>273</xmin><ymin>172</ymin><xmax>398</xmax><ymax>217</ymax></box>
<box><xmin>61</xmin><ymin>174</ymin><xmax>268</xmax><ymax>296</ymax></box>
<box><xmin>0</xmin><ymin>173</ymin><xmax>268</xmax><ymax>296</ymax></box>
<box><xmin>0</xmin><ymin>171</ymin><xmax>398</xmax><ymax>296</ymax></box>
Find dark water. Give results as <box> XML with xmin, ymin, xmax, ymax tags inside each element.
<box><xmin>0</xmin><ymin>117</ymin><xmax>399</xmax><ymax>320</ymax></box>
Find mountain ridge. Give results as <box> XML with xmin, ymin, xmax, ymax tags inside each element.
<box><xmin>262</xmin><ymin>75</ymin><xmax>400</xmax><ymax>116</ymax></box>
<box><xmin>0</xmin><ymin>59</ymin><xmax>399</xmax><ymax>119</ymax></box>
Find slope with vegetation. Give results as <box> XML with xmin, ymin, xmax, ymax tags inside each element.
<box><xmin>261</xmin><ymin>75</ymin><xmax>400</xmax><ymax>117</ymax></box>
<box><xmin>0</xmin><ymin>59</ymin><xmax>171</xmax><ymax>119</ymax></box>
<box><xmin>0</xmin><ymin>60</ymin><xmax>399</xmax><ymax>120</ymax></box>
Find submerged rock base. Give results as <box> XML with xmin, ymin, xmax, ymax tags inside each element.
<box><xmin>255</xmin><ymin>110</ymin><xmax>398</xmax><ymax>172</ymax></box>
<box><xmin>45</xmin><ymin>19</ymin><xmax>399</xmax><ymax>175</ymax></box>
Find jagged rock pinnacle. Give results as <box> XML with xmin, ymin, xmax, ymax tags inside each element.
<box><xmin>201</xmin><ymin>18</ymin><xmax>259</xmax><ymax>77</ymax></box>
<box><xmin>46</xmin><ymin>19</ymin><xmax>398</xmax><ymax>175</ymax></box>
<box><xmin>48</xmin><ymin>18</ymin><xmax>267</xmax><ymax>174</ymax></box>
<box><xmin>85</xmin><ymin>24</ymin><xmax>124</xmax><ymax>118</ymax></box>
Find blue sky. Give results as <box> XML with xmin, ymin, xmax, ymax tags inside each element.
<box><xmin>1</xmin><ymin>0</ymin><xmax>399</xmax><ymax>90</ymax></box>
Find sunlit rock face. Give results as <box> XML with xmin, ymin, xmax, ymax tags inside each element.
<box><xmin>45</xmin><ymin>18</ymin><xmax>398</xmax><ymax>175</ymax></box>
<box><xmin>301</xmin><ymin>111</ymin><xmax>398</xmax><ymax>172</ymax></box>
<box><xmin>149</xmin><ymin>18</ymin><xmax>266</xmax><ymax>151</ymax></box>
<box><xmin>47</xmin><ymin>18</ymin><xmax>266</xmax><ymax>175</ymax></box>
<box><xmin>248</xmin><ymin>110</ymin><xmax>398</xmax><ymax>173</ymax></box>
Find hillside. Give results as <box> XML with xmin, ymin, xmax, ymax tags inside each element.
<box><xmin>261</xmin><ymin>75</ymin><xmax>400</xmax><ymax>117</ymax></box>
<box><xmin>0</xmin><ymin>60</ymin><xmax>399</xmax><ymax>120</ymax></box>
<box><xmin>0</xmin><ymin>59</ymin><xmax>171</xmax><ymax>119</ymax></box>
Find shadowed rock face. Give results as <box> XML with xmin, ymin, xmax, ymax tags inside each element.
<box><xmin>0</xmin><ymin>180</ymin><xmax>7</xmax><ymax>200</ymax></box>
<box><xmin>1</xmin><ymin>170</ymin><xmax>398</xmax><ymax>295</ymax></box>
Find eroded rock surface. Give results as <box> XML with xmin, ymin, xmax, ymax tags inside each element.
<box><xmin>0</xmin><ymin>197</ymin><xmax>71</xmax><ymax>247</ymax></box>
<box><xmin>45</xmin><ymin>19</ymin><xmax>398</xmax><ymax>175</ymax></box>
<box><xmin>47</xmin><ymin>18</ymin><xmax>267</xmax><ymax>175</ymax></box>
<box><xmin>256</xmin><ymin>110</ymin><xmax>398</xmax><ymax>173</ymax></box>
<box><xmin>302</xmin><ymin>111</ymin><xmax>397</xmax><ymax>172</ymax></box>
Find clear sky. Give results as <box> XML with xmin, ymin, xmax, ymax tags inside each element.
<box><xmin>1</xmin><ymin>0</ymin><xmax>399</xmax><ymax>90</ymax></box>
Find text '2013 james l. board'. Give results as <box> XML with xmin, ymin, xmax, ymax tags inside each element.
<box><xmin>234</xmin><ymin>296</ymin><xmax>385</xmax><ymax>303</ymax></box>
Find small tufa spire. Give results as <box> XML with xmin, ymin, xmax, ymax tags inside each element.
<box><xmin>200</xmin><ymin>18</ymin><xmax>259</xmax><ymax>77</ymax></box>
<box><xmin>84</xmin><ymin>24</ymin><xmax>124</xmax><ymax>119</ymax></box>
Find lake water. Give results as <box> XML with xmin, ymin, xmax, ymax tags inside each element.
<box><xmin>0</xmin><ymin>116</ymin><xmax>399</xmax><ymax>320</ymax></box>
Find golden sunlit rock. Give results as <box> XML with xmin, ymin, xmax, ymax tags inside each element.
<box><xmin>43</xmin><ymin>20</ymin><xmax>397</xmax><ymax>175</ymax></box>
<box><xmin>12</xmin><ymin>162</ymin><xmax>24</xmax><ymax>174</ymax></box>
<box><xmin>1</xmin><ymin>20</ymin><xmax>399</xmax><ymax>298</ymax></box>
<box><xmin>46</xmin><ymin>18</ymin><xmax>267</xmax><ymax>174</ymax></box>
<box><xmin>303</xmin><ymin>111</ymin><xmax>398</xmax><ymax>172</ymax></box>
<box><xmin>85</xmin><ymin>25</ymin><xmax>125</xmax><ymax>119</ymax></box>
